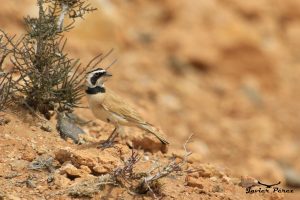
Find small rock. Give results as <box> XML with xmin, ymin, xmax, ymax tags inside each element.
<box><xmin>35</xmin><ymin>147</ymin><xmax>47</xmax><ymax>155</ymax></box>
<box><xmin>40</xmin><ymin>123</ymin><xmax>52</xmax><ymax>132</ymax></box>
<box><xmin>132</xmin><ymin>134</ymin><xmax>168</xmax><ymax>153</ymax></box>
<box><xmin>60</xmin><ymin>163</ymin><xmax>81</xmax><ymax>178</ymax></box>
<box><xmin>53</xmin><ymin>173</ymin><xmax>71</xmax><ymax>188</ymax></box>
<box><xmin>55</xmin><ymin>148</ymin><xmax>121</xmax><ymax>175</ymax></box>
<box><xmin>222</xmin><ymin>175</ymin><xmax>231</xmax><ymax>183</ymax></box>
<box><xmin>56</xmin><ymin>112</ymin><xmax>85</xmax><ymax>143</ymax></box>
<box><xmin>197</xmin><ymin>164</ymin><xmax>217</xmax><ymax>178</ymax></box>
<box><xmin>4</xmin><ymin>134</ymin><xmax>12</xmax><ymax>139</ymax></box>
<box><xmin>80</xmin><ymin>165</ymin><xmax>92</xmax><ymax>174</ymax></box>
<box><xmin>92</xmin><ymin>165</ymin><xmax>109</xmax><ymax>174</ymax></box>
<box><xmin>239</xmin><ymin>176</ymin><xmax>258</xmax><ymax>188</ymax></box>
<box><xmin>21</xmin><ymin>151</ymin><xmax>36</xmax><ymax>162</ymax></box>
<box><xmin>30</xmin><ymin>126</ymin><xmax>37</xmax><ymax>131</ymax></box>
<box><xmin>210</xmin><ymin>176</ymin><xmax>218</xmax><ymax>182</ymax></box>
<box><xmin>186</xmin><ymin>176</ymin><xmax>204</xmax><ymax>189</ymax></box>
<box><xmin>60</xmin><ymin>163</ymin><xmax>93</xmax><ymax>179</ymax></box>
<box><xmin>55</xmin><ymin>148</ymin><xmax>72</xmax><ymax>164</ymax></box>
<box><xmin>0</xmin><ymin>118</ymin><xmax>10</xmax><ymax>125</ymax></box>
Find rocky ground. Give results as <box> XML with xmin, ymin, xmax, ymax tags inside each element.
<box><xmin>1</xmin><ymin>0</ymin><xmax>300</xmax><ymax>199</ymax></box>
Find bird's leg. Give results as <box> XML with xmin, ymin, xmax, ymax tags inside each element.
<box><xmin>99</xmin><ymin>126</ymin><xmax>119</xmax><ymax>148</ymax></box>
<box><xmin>105</xmin><ymin>127</ymin><xmax>117</xmax><ymax>141</ymax></box>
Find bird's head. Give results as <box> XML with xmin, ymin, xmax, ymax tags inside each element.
<box><xmin>86</xmin><ymin>68</ymin><xmax>112</xmax><ymax>88</ymax></box>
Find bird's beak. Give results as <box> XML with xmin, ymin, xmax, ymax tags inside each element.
<box><xmin>105</xmin><ymin>72</ymin><xmax>112</xmax><ymax>77</ymax></box>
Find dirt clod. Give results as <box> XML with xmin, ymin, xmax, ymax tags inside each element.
<box><xmin>186</xmin><ymin>176</ymin><xmax>204</xmax><ymax>189</ymax></box>
<box><xmin>132</xmin><ymin>135</ymin><xmax>168</xmax><ymax>153</ymax></box>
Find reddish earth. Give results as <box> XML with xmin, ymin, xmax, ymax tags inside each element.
<box><xmin>1</xmin><ymin>0</ymin><xmax>300</xmax><ymax>199</ymax></box>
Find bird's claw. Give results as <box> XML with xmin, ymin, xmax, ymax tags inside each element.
<box><xmin>98</xmin><ymin>140</ymin><xmax>115</xmax><ymax>149</ymax></box>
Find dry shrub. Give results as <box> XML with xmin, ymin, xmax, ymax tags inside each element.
<box><xmin>0</xmin><ymin>0</ymin><xmax>101</xmax><ymax>119</ymax></box>
<box><xmin>0</xmin><ymin>72</ymin><xmax>13</xmax><ymax>112</ymax></box>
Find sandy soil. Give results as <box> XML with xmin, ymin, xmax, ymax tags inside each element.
<box><xmin>1</xmin><ymin>0</ymin><xmax>300</xmax><ymax>199</ymax></box>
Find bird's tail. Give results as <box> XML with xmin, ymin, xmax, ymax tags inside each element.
<box><xmin>139</xmin><ymin>123</ymin><xmax>169</xmax><ymax>144</ymax></box>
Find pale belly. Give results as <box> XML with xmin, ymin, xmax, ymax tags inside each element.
<box><xmin>88</xmin><ymin>96</ymin><xmax>130</xmax><ymax>126</ymax></box>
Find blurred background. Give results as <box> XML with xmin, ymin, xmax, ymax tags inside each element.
<box><xmin>2</xmin><ymin>0</ymin><xmax>300</xmax><ymax>198</ymax></box>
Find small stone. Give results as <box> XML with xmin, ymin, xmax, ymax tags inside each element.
<box><xmin>239</xmin><ymin>176</ymin><xmax>258</xmax><ymax>188</ymax></box>
<box><xmin>222</xmin><ymin>175</ymin><xmax>231</xmax><ymax>183</ymax></box>
<box><xmin>0</xmin><ymin>118</ymin><xmax>10</xmax><ymax>125</ymax></box>
<box><xmin>132</xmin><ymin>134</ymin><xmax>168</xmax><ymax>153</ymax></box>
<box><xmin>30</xmin><ymin>126</ymin><xmax>37</xmax><ymax>131</ymax></box>
<box><xmin>56</xmin><ymin>112</ymin><xmax>85</xmax><ymax>143</ymax></box>
<box><xmin>63</xmin><ymin>164</ymin><xmax>92</xmax><ymax>178</ymax></box>
<box><xmin>60</xmin><ymin>163</ymin><xmax>81</xmax><ymax>178</ymax></box>
<box><xmin>40</xmin><ymin>123</ymin><xmax>52</xmax><ymax>132</ymax></box>
<box><xmin>55</xmin><ymin>148</ymin><xmax>120</xmax><ymax>175</ymax></box>
<box><xmin>210</xmin><ymin>176</ymin><xmax>218</xmax><ymax>182</ymax></box>
<box><xmin>55</xmin><ymin>148</ymin><xmax>72</xmax><ymax>164</ymax></box>
<box><xmin>35</xmin><ymin>147</ymin><xmax>47</xmax><ymax>155</ymax></box>
<box><xmin>21</xmin><ymin>151</ymin><xmax>36</xmax><ymax>162</ymax></box>
<box><xmin>53</xmin><ymin>173</ymin><xmax>71</xmax><ymax>188</ymax></box>
<box><xmin>198</xmin><ymin>165</ymin><xmax>214</xmax><ymax>178</ymax></box>
<box><xmin>4</xmin><ymin>134</ymin><xmax>12</xmax><ymax>139</ymax></box>
<box><xmin>186</xmin><ymin>176</ymin><xmax>204</xmax><ymax>189</ymax></box>
<box><xmin>80</xmin><ymin>165</ymin><xmax>92</xmax><ymax>174</ymax></box>
<box><xmin>93</xmin><ymin>165</ymin><xmax>109</xmax><ymax>174</ymax></box>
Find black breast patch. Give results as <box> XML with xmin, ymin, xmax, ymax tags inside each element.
<box><xmin>86</xmin><ymin>86</ymin><xmax>106</xmax><ymax>94</ymax></box>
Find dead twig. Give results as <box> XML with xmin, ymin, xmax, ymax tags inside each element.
<box><xmin>135</xmin><ymin>134</ymin><xmax>193</xmax><ymax>197</ymax></box>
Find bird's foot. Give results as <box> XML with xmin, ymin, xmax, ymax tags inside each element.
<box><xmin>98</xmin><ymin>140</ymin><xmax>115</xmax><ymax>149</ymax></box>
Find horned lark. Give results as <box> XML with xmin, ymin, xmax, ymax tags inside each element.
<box><xmin>85</xmin><ymin>68</ymin><xmax>169</xmax><ymax>147</ymax></box>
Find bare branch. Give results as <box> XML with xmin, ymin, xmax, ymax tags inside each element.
<box><xmin>57</xmin><ymin>3</ymin><xmax>68</xmax><ymax>31</ymax></box>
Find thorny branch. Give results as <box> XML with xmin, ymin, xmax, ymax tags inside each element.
<box><xmin>0</xmin><ymin>30</ymin><xmax>15</xmax><ymax>71</ymax></box>
<box><xmin>0</xmin><ymin>72</ymin><xmax>13</xmax><ymax>112</ymax></box>
<box><xmin>0</xmin><ymin>0</ymin><xmax>99</xmax><ymax>119</ymax></box>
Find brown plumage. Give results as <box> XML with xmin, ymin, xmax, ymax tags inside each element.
<box><xmin>86</xmin><ymin>68</ymin><xmax>169</xmax><ymax>147</ymax></box>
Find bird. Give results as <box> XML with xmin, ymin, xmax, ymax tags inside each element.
<box><xmin>85</xmin><ymin>67</ymin><xmax>169</xmax><ymax>148</ymax></box>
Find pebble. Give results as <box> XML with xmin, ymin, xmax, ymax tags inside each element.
<box><xmin>186</xmin><ymin>176</ymin><xmax>204</xmax><ymax>189</ymax></box>
<box><xmin>40</xmin><ymin>123</ymin><xmax>52</xmax><ymax>132</ymax></box>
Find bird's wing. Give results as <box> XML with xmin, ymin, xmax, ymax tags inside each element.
<box><xmin>101</xmin><ymin>89</ymin><xmax>146</xmax><ymax>124</ymax></box>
